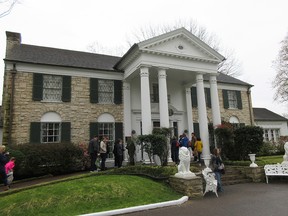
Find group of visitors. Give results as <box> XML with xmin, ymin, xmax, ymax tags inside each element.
<box><xmin>88</xmin><ymin>136</ymin><xmax>125</xmax><ymax>172</ymax></box>
<box><xmin>170</xmin><ymin>132</ymin><xmax>203</xmax><ymax>165</ymax></box>
<box><xmin>0</xmin><ymin>145</ymin><xmax>16</xmax><ymax>191</ymax></box>
<box><xmin>171</xmin><ymin>131</ymin><xmax>224</xmax><ymax>192</ymax></box>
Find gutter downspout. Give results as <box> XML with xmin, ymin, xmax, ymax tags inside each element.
<box><xmin>247</xmin><ymin>86</ymin><xmax>254</xmax><ymax>125</ymax></box>
<box><xmin>8</xmin><ymin>63</ymin><xmax>17</xmax><ymax>146</ymax></box>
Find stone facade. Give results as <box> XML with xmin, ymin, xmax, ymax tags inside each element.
<box><xmin>193</xmin><ymin>89</ymin><xmax>254</xmax><ymax>126</ymax></box>
<box><xmin>2</xmin><ymin>71</ymin><xmax>123</xmax><ymax>145</ymax></box>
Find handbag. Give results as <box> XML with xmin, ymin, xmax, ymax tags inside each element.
<box><xmin>218</xmin><ymin>163</ymin><xmax>225</xmax><ymax>174</ymax></box>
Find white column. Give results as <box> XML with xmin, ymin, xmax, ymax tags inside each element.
<box><xmin>123</xmin><ymin>80</ymin><xmax>132</xmax><ymax>138</ymax></box>
<box><xmin>185</xmin><ymin>87</ymin><xmax>194</xmax><ymax>139</ymax></box>
<box><xmin>209</xmin><ymin>75</ymin><xmax>221</xmax><ymax>127</ymax></box>
<box><xmin>196</xmin><ymin>74</ymin><xmax>210</xmax><ymax>161</ymax></box>
<box><xmin>158</xmin><ymin>68</ymin><xmax>169</xmax><ymax>128</ymax></box>
<box><xmin>140</xmin><ymin>67</ymin><xmax>152</xmax><ymax>135</ymax></box>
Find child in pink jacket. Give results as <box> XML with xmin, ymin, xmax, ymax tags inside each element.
<box><xmin>5</xmin><ymin>157</ymin><xmax>16</xmax><ymax>186</ymax></box>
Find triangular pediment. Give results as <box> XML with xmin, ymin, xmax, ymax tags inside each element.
<box><xmin>138</xmin><ymin>28</ymin><xmax>225</xmax><ymax>63</ymax></box>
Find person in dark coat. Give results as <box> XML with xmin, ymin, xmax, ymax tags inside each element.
<box><xmin>88</xmin><ymin>136</ymin><xmax>99</xmax><ymax>172</ymax></box>
<box><xmin>171</xmin><ymin>136</ymin><xmax>179</xmax><ymax>164</ymax></box>
<box><xmin>0</xmin><ymin>146</ymin><xmax>9</xmax><ymax>191</ymax></box>
<box><xmin>113</xmin><ymin>139</ymin><xmax>125</xmax><ymax>168</ymax></box>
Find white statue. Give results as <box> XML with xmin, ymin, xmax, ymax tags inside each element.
<box><xmin>175</xmin><ymin>147</ymin><xmax>196</xmax><ymax>179</ymax></box>
<box><xmin>282</xmin><ymin>142</ymin><xmax>288</xmax><ymax>165</ymax></box>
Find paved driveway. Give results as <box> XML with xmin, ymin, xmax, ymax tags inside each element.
<box><xmin>119</xmin><ymin>182</ymin><xmax>288</xmax><ymax>216</ymax></box>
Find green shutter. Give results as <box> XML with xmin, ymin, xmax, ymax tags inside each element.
<box><xmin>90</xmin><ymin>122</ymin><xmax>99</xmax><ymax>140</ymax></box>
<box><xmin>222</xmin><ymin>90</ymin><xmax>229</xmax><ymax>109</ymax></box>
<box><xmin>32</xmin><ymin>74</ymin><xmax>43</xmax><ymax>101</ymax></box>
<box><xmin>205</xmin><ymin>88</ymin><xmax>211</xmax><ymax>108</ymax></box>
<box><xmin>61</xmin><ymin>122</ymin><xmax>71</xmax><ymax>142</ymax></box>
<box><xmin>30</xmin><ymin>122</ymin><xmax>41</xmax><ymax>143</ymax></box>
<box><xmin>191</xmin><ymin>87</ymin><xmax>198</xmax><ymax>107</ymax></box>
<box><xmin>90</xmin><ymin>78</ymin><xmax>98</xmax><ymax>103</ymax></box>
<box><xmin>114</xmin><ymin>80</ymin><xmax>122</xmax><ymax>104</ymax></box>
<box><xmin>62</xmin><ymin>76</ymin><xmax>71</xmax><ymax>102</ymax></box>
<box><xmin>115</xmin><ymin>122</ymin><xmax>123</xmax><ymax>141</ymax></box>
<box><xmin>193</xmin><ymin>123</ymin><xmax>200</xmax><ymax>139</ymax></box>
<box><xmin>236</xmin><ymin>91</ymin><xmax>242</xmax><ymax>109</ymax></box>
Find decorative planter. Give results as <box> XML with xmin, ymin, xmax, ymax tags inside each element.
<box><xmin>248</xmin><ymin>153</ymin><xmax>258</xmax><ymax>167</ymax></box>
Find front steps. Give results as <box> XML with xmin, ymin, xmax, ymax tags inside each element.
<box><xmin>221</xmin><ymin>166</ymin><xmax>253</xmax><ymax>185</ymax></box>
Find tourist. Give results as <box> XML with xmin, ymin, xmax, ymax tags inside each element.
<box><xmin>0</xmin><ymin>146</ymin><xmax>9</xmax><ymax>191</ymax></box>
<box><xmin>113</xmin><ymin>139</ymin><xmax>125</xmax><ymax>168</ymax></box>
<box><xmin>170</xmin><ymin>136</ymin><xmax>179</xmax><ymax>164</ymax></box>
<box><xmin>194</xmin><ymin>137</ymin><xmax>203</xmax><ymax>163</ymax></box>
<box><xmin>211</xmin><ymin>148</ymin><xmax>224</xmax><ymax>192</ymax></box>
<box><xmin>100</xmin><ymin>136</ymin><xmax>108</xmax><ymax>171</ymax></box>
<box><xmin>88</xmin><ymin>136</ymin><xmax>99</xmax><ymax>172</ymax></box>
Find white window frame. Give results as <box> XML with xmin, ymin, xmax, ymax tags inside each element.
<box><xmin>41</xmin><ymin>122</ymin><xmax>61</xmax><ymax>143</ymax></box>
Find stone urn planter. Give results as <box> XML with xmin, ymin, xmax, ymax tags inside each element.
<box><xmin>248</xmin><ymin>153</ymin><xmax>258</xmax><ymax>167</ymax></box>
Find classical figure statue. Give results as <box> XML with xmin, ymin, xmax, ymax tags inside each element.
<box><xmin>282</xmin><ymin>142</ymin><xmax>288</xmax><ymax>165</ymax></box>
<box><xmin>175</xmin><ymin>147</ymin><xmax>196</xmax><ymax>179</ymax></box>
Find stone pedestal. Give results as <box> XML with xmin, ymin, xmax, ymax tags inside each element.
<box><xmin>169</xmin><ymin>176</ymin><xmax>203</xmax><ymax>199</ymax></box>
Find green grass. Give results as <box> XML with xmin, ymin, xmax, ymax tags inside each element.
<box><xmin>0</xmin><ymin>175</ymin><xmax>182</xmax><ymax>216</ymax></box>
<box><xmin>225</xmin><ymin>155</ymin><xmax>284</xmax><ymax>166</ymax></box>
<box><xmin>256</xmin><ymin>155</ymin><xmax>283</xmax><ymax>165</ymax></box>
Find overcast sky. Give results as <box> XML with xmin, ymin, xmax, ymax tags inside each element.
<box><xmin>1</xmin><ymin>0</ymin><xmax>288</xmax><ymax>116</ymax></box>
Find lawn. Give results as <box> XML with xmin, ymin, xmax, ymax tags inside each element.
<box><xmin>256</xmin><ymin>155</ymin><xmax>284</xmax><ymax>165</ymax></box>
<box><xmin>0</xmin><ymin>174</ymin><xmax>182</xmax><ymax>216</ymax></box>
<box><xmin>224</xmin><ymin>155</ymin><xmax>284</xmax><ymax>166</ymax></box>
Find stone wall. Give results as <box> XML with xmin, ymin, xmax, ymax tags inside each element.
<box><xmin>169</xmin><ymin>176</ymin><xmax>203</xmax><ymax>199</ymax></box>
<box><xmin>2</xmin><ymin>71</ymin><xmax>123</xmax><ymax>145</ymax></box>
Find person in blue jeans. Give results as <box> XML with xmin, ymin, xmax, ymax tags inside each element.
<box><xmin>211</xmin><ymin>148</ymin><xmax>224</xmax><ymax>192</ymax></box>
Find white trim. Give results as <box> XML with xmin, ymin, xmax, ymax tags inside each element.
<box><xmin>80</xmin><ymin>196</ymin><xmax>189</xmax><ymax>216</ymax></box>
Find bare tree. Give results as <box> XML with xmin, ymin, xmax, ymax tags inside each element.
<box><xmin>88</xmin><ymin>19</ymin><xmax>242</xmax><ymax>77</ymax></box>
<box><xmin>126</xmin><ymin>20</ymin><xmax>242</xmax><ymax>77</ymax></box>
<box><xmin>0</xmin><ymin>0</ymin><xmax>19</xmax><ymax>18</ymax></box>
<box><xmin>272</xmin><ymin>32</ymin><xmax>288</xmax><ymax>103</ymax></box>
<box><xmin>87</xmin><ymin>41</ymin><xmax>125</xmax><ymax>57</ymax></box>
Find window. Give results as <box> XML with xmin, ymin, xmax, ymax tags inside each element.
<box><xmin>98</xmin><ymin>123</ymin><xmax>114</xmax><ymax>158</ymax></box>
<box><xmin>152</xmin><ymin>83</ymin><xmax>159</xmax><ymax>103</ymax></box>
<box><xmin>33</xmin><ymin>74</ymin><xmax>71</xmax><ymax>102</ymax></box>
<box><xmin>153</xmin><ymin>121</ymin><xmax>160</xmax><ymax>128</ymax></box>
<box><xmin>43</xmin><ymin>75</ymin><xmax>62</xmax><ymax>101</ymax></box>
<box><xmin>98</xmin><ymin>79</ymin><xmax>114</xmax><ymax>104</ymax></box>
<box><xmin>263</xmin><ymin>129</ymin><xmax>280</xmax><ymax>142</ymax></box>
<box><xmin>30</xmin><ymin>112</ymin><xmax>71</xmax><ymax>144</ymax></box>
<box><xmin>191</xmin><ymin>87</ymin><xmax>211</xmax><ymax>108</ymax></box>
<box><xmin>227</xmin><ymin>91</ymin><xmax>238</xmax><ymax>109</ymax></box>
<box><xmin>264</xmin><ymin>129</ymin><xmax>269</xmax><ymax>141</ymax></box>
<box><xmin>90</xmin><ymin>79</ymin><xmax>122</xmax><ymax>104</ymax></box>
<box><xmin>223</xmin><ymin>90</ymin><xmax>242</xmax><ymax>109</ymax></box>
<box><xmin>41</xmin><ymin>122</ymin><xmax>61</xmax><ymax>143</ymax></box>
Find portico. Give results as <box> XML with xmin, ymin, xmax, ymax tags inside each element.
<box><xmin>115</xmin><ymin>28</ymin><xmax>225</xmax><ymax>162</ymax></box>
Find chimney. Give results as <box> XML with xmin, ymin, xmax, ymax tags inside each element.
<box><xmin>6</xmin><ymin>31</ymin><xmax>21</xmax><ymax>45</ymax></box>
<box><xmin>5</xmin><ymin>31</ymin><xmax>21</xmax><ymax>57</ymax></box>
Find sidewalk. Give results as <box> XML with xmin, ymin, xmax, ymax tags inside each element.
<box><xmin>117</xmin><ymin>182</ymin><xmax>288</xmax><ymax>216</ymax></box>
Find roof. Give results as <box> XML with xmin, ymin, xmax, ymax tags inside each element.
<box><xmin>253</xmin><ymin>108</ymin><xmax>288</xmax><ymax>121</ymax></box>
<box><xmin>4</xmin><ymin>31</ymin><xmax>252</xmax><ymax>87</ymax></box>
<box><xmin>207</xmin><ymin>73</ymin><xmax>253</xmax><ymax>87</ymax></box>
<box><xmin>5</xmin><ymin>44</ymin><xmax>122</xmax><ymax>72</ymax></box>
